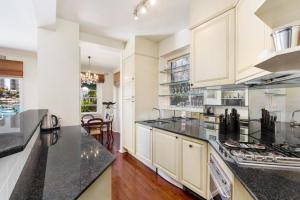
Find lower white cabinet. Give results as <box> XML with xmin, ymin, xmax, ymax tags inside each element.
<box><xmin>123</xmin><ymin>99</ymin><xmax>135</xmax><ymax>154</ymax></box>
<box><xmin>181</xmin><ymin>139</ymin><xmax>208</xmax><ymax>198</ymax></box>
<box><xmin>153</xmin><ymin>129</ymin><xmax>180</xmax><ymax>180</ymax></box>
<box><xmin>135</xmin><ymin>124</ymin><xmax>153</xmax><ymax>165</ymax></box>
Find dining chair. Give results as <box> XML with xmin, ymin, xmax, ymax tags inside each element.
<box><xmin>86</xmin><ymin>118</ymin><xmax>104</xmax><ymax>144</ymax></box>
<box><xmin>81</xmin><ymin>114</ymin><xmax>95</xmax><ymax>127</ymax></box>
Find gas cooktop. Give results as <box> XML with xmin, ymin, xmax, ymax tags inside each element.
<box><xmin>219</xmin><ymin>140</ymin><xmax>300</xmax><ymax>169</ymax></box>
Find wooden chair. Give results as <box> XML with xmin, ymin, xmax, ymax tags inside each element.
<box><xmin>86</xmin><ymin>118</ymin><xmax>104</xmax><ymax>144</ymax></box>
<box><xmin>81</xmin><ymin>114</ymin><xmax>94</xmax><ymax>127</ymax></box>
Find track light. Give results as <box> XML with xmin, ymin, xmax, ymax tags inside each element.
<box><xmin>140</xmin><ymin>5</ymin><xmax>147</xmax><ymax>14</ymax></box>
<box><xmin>133</xmin><ymin>0</ymin><xmax>157</xmax><ymax>20</ymax></box>
<box><xmin>149</xmin><ymin>0</ymin><xmax>156</xmax><ymax>6</ymax></box>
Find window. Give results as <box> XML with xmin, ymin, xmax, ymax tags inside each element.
<box><xmin>80</xmin><ymin>83</ymin><xmax>98</xmax><ymax>113</ymax></box>
<box><xmin>0</xmin><ymin>78</ymin><xmax>20</xmax><ymax>116</ymax></box>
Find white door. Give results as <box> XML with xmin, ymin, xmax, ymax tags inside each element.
<box><xmin>181</xmin><ymin>139</ymin><xmax>208</xmax><ymax>198</ymax></box>
<box><xmin>236</xmin><ymin>0</ymin><xmax>271</xmax><ymax>82</ymax></box>
<box><xmin>135</xmin><ymin>124</ymin><xmax>152</xmax><ymax>165</ymax></box>
<box><xmin>191</xmin><ymin>9</ymin><xmax>235</xmax><ymax>88</ymax></box>
<box><xmin>122</xmin><ymin>99</ymin><xmax>135</xmax><ymax>154</ymax></box>
<box><xmin>153</xmin><ymin>129</ymin><xmax>179</xmax><ymax>180</ymax></box>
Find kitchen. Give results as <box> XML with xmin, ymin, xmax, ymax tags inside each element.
<box><xmin>0</xmin><ymin>0</ymin><xmax>300</xmax><ymax>200</ymax></box>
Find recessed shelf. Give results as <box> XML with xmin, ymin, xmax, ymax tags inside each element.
<box><xmin>255</xmin><ymin>0</ymin><xmax>300</xmax><ymax>29</ymax></box>
<box><xmin>254</xmin><ymin>46</ymin><xmax>300</xmax><ymax>72</ymax></box>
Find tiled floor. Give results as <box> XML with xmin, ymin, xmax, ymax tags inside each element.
<box><xmin>101</xmin><ymin>132</ymin><xmax>200</xmax><ymax>200</ymax></box>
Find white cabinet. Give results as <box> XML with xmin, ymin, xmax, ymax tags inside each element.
<box><xmin>181</xmin><ymin>139</ymin><xmax>208</xmax><ymax>198</ymax></box>
<box><xmin>121</xmin><ymin>37</ymin><xmax>158</xmax><ymax>154</ymax></box>
<box><xmin>135</xmin><ymin>124</ymin><xmax>152</xmax><ymax>165</ymax></box>
<box><xmin>191</xmin><ymin>9</ymin><xmax>235</xmax><ymax>88</ymax></box>
<box><xmin>123</xmin><ymin>99</ymin><xmax>135</xmax><ymax>154</ymax></box>
<box><xmin>236</xmin><ymin>0</ymin><xmax>272</xmax><ymax>82</ymax></box>
<box><xmin>190</xmin><ymin>0</ymin><xmax>238</xmax><ymax>28</ymax></box>
<box><xmin>153</xmin><ymin>129</ymin><xmax>180</xmax><ymax>180</ymax></box>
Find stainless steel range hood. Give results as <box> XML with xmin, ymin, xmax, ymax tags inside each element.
<box><xmin>243</xmin><ymin>71</ymin><xmax>300</xmax><ymax>88</ymax></box>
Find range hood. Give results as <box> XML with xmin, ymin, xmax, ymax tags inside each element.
<box><xmin>243</xmin><ymin>71</ymin><xmax>300</xmax><ymax>88</ymax></box>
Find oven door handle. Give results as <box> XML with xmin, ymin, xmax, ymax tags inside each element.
<box><xmin>209</xmin><ymin>163</ymin><xmax>231</xmax><ymax>199</ymax></box>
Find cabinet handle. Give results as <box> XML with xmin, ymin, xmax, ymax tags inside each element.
<box><xmin>175</xmin><ymin>136</ymin><xmax>178</xmax><ymax>139</ymax></box>
<box><xmin>189</xmin><ymin>144</ymin><xmax>193</xmax><ymax>148</ymax></box>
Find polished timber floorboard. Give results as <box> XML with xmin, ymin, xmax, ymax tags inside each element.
<box><xmin>102</xmin><ymin>132</ymin><xmax>200</xmax><ymax>200</ymax></box>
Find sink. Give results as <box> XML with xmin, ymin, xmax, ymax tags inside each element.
<box><xmin>144</xmin><ymin>120</ymin><xmax>169</xmax><ymax>124</ymax></box>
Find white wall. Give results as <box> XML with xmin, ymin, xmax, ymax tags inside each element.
<box><xmin>159</xmin><ymin>29</ymin><xmax>191</xmax><ymax>57</ymax></box>
<box><xmin>37</xmin><ymin>18</ymin><xmax>80</xmax><ymax>126</ymax></box>
<box><xmin>0</xmin><ymin>48</ymin><xmax>38</xmax><ymax>110</ymax></box>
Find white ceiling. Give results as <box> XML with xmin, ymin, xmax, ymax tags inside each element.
<box><xmin>57</xmin><ymin>0</ymin><xmax>190</xmax><ymax>41</ymax></box>
<box><xmin>0</xmin><ymin>0</ymin><xmax>37</xmax><ymax>51</ymax></box>
<box><xmin>80</xmin><ymin>42</ymin><xmax>121</xmax><ymax>72</ymax></box>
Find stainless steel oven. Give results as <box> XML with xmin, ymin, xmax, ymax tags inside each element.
<box><xmin>209</xmin><ymin>154</ymin><xmax>232</xmax><ymax>200</ymax></box>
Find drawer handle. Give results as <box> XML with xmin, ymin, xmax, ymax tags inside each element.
<box><xmin>189</xmin><ymin>144</ymin><xmax>193</xmax><ymax>148</ymax></box>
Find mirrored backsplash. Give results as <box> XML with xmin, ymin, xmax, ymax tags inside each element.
<box><xmin>249</xmin><ymin>87</ymin><xmax>300</xmax><ymax>123</ymax></box>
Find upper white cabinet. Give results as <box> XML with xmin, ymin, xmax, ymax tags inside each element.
<box><xmin>191</xmin><ymin>9</ymin><xmax>235</xmax><ymax>88</ymax></box>
<box><xmin>181</xmin><ymin>138</ymin><xmax>208</xmax><ymax>198</ymax></box>
<box><xmin>236</xmin><ymin>0</ymin><xmax>272</xmax><ymax>82</ymax></box>
<box><xmin>190</xmin><ymin>0</ymin><xmax>238</xmax><ymax>29</ymax></box>
<box><xmin>153</xmin><ymin>129</ymin><xmax>180</xmax><ymax>180</ymax></box>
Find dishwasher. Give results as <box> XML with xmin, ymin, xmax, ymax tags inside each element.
<box><xmin>209</xmin><ymin>154</ymin><xmax>232</xmax><ymax>200</ymax></box>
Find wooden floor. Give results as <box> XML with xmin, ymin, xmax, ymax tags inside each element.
<box><xmin>102</xmin><ymin>132</ymin><xmax>200</xmax><ymax>200</ymax></box>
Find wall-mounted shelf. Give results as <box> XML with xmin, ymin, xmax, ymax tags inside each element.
<box><xmin>255</xmin><ymin>0</ymin><xmax>300</xmax><ymax>29</ymax></box>
<box><xmin>254</xmin><ymin>46</ymin><xmax>300</xmax><ymax>72</ymax></box>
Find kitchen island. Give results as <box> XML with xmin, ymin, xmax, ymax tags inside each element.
<box><xmin>10</xmin><ymin>126</ymin><xmax>115</xmax><ymax>200</ymax></box>
<box><xmin>137</xmin><ymin>118</ymin><xmax>300</xmax><ymax>200</ymax></box>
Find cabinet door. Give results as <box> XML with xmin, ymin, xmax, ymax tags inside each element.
<box><xmin>122</xmin><ymin>99</ymin><xmax>135</xmax><ymax>154</ymax></box>
<box><xmin>191</xmin><ymin>9</ymin><xmax>235</xmax><ymax>88</ymax></box>
<box><xmin>135</xmin><ymin>125</ymin><xmax>152</xmax><ymax>164</ymax></box>
<box><xmin>153</xmin><ymin>129</ymin><xmax>179</xmax><ymax>180</ymax></box>
<box><xmin>181</xmin><ymin>139</ymin><xmax>207</xmax><ymax>198</ymax></box>
<box><xmin>236</xmin><ymin>0</ymin><xmax>271</xmax><ymax>82</ymax></box>
<box><xmin>123</xmin><ymin>55</ymin><xmax>135</xmax><ymax>82</ymax></box>
<box><xmin>190</xmin><ymin>0</ymin><xmax>237</xmax><ymax>28</ymax></box>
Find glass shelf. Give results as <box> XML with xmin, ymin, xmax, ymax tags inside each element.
<box><xmin>160</xmin><ymin>68</ymin><xmax>190</xmax><ymax>74</ymax></box>
<box><xmin>160</xmin><ymin>63</ymin><xmax>190</xmax><ymax>72</ymax></box>
<box><xmin>159</xmin><ymin>80</ymin><xmax>189</xmax><ymax>86</ymax></box>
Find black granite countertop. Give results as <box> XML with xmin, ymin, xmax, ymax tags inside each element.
<box><xmin>136</xmin><ymin>118</ymin><xmax>300</xmax><ymax>200</ymax></box>
<box><xmin>10</xmin><ymin>126</ymin><xmax>115</xmax><ymax>200</ymax></box>
<box><xmin>0</xmin><ymin>109</ymin><xmax>48</xmax><ymax>158</ymax></box>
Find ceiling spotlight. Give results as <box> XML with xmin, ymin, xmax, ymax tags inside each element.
<box><xmin>149</xmin><ymin>0</ymin><xmax>156</xmax><ymax>6</ymax></box>
<box><xmin>134</xmin><ymin>15</ymin><xmax>139</xmax><ymax>20</ymax></box>
<box><xmin>140</xmin><ymin>5</ymin><xmax>147</xmax><ymax>14</ymax></box>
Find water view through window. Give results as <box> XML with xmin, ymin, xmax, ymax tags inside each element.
<box><xmin>0</xmin><ymin>78</ymin><xmax>20</xmax><ymax>117</ymax></box>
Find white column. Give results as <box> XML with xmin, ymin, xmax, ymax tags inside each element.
<box><xmin>37</xmin><ymin>18</ymin><xmax>80</xmax><ymax>126</ymax></box>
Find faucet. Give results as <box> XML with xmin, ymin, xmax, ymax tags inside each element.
<box><xmin>290</xmin><ymin>110</ymin><xmax>300</xmax><ymax>127</ymax></box>
<box><xmin>152</xmin><ymin>108</ymin><xmax>161</xmax><ymax>120</ymax></box>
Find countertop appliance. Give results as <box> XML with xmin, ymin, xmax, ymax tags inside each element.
<box><xmin>41</xmin><ymin>113</ymin><xmax>60</xmax><ymax>132</ymax></box>
<box><xmin>209</xmin><ymin>154</ymin><xmax>232</xmax><ymax>200</ymax></box>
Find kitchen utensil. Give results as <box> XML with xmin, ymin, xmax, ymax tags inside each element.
<box><xmin>271</xmin><ymin>26</ymin><xmax>292</xmax><ymax>51</ymax></box>
<box><xmin>41</xmin><ymin>113</ymin><xmax>61</xmax><ymax>132</ymax></box>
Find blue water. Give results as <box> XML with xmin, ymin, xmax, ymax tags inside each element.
<box><xmin>0</xmin><ymin>105</ymin><xmax>20</xmax><ymax>116</ymax></box>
